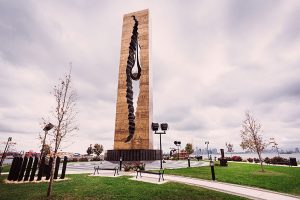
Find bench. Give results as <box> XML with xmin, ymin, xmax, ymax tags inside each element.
<box><xmin>136</xmin><ymin>169</ymin><xmax>165</xmax><ymax>182</ymax></box>
<box><xmin>94</xmin><ymin>166</ymin><xmax>119</xmax><ymax>176</ymax></box>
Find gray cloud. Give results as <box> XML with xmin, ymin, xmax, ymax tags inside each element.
<box><xmin>1</xmin><ymin>0</ymin><xmax>300</xmax><ymax>153</ymax></box>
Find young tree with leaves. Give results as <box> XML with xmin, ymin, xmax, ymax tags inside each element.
<box><xmin>47</xmin><ymin>68</ymin><xmax>78</xmax><ymax>197</ymax></box>
<box><xmin>93</xmin><ymin>144</ymin><xmax>103</xmax><ymax>157</ymax></box>
<box><xmin>87</xmin><ymin>144</ymin><xmax>93</xmax><ymax>155</ymax></box>
<box><xmin>185</xmin><ymin>143</ymin><xmax>194</xmax><ymax>155</ymax></box>
<box><xmin>240</xmin><ymin>111</ymin><xmax>267</xmax><ymax>172</ymax></box>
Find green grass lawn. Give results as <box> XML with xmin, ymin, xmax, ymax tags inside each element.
<box><xmin>1</xmin><ymin>165</ymin><xmax>11</xmax><ymax>173</ymax></box>
<box><xmin>0</xmin><ymin>174</ymin><xmax>247</xmax><ymax>200</ymax></box>
<box><xmin>164</xmin><ymin>162</ymin><xmax>300</xmax><ymax>196</ymax></box>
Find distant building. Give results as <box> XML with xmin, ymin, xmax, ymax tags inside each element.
<box><xmin>172</xmin><ymin>150</ymin><xmax>189</xmax><ymax>159</ymax></box>
<box><xmin>25</xmin><ymin>151</ymin><xmax>39</xmax><ymax>157</ymax></box>
<box><xmin>211</xmin><ymin>148</ymin><xmax>218</xmax><ymax>154</ymax></box>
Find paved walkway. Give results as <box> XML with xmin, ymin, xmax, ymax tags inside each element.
<box><xmin>66</xmin><ymin>160</ymin><xmax>208</xmax><ymax>174</ymax></box>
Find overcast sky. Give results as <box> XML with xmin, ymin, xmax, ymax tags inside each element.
<box><xmin>1</xmin><ymin>0</ymin><xmax>300</xmax><ymax>154</ymax></box>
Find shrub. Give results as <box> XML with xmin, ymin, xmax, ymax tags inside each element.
<box><xmin>71</xmin><ymin>158</ymin><xmax>79</xmax><ymax>162</ymax></box>
<box><xmin>225</xmin><ymin>157</ymin><xmax>232</xmax><ymax>161</ymax></box>
<box><xmin>122</xmin><ymin>161</ymin><xmax>146</xmax><ymax>171</ymax></box>
<box><xmin>264</xmin><ymin>157</ymin><xmax>270</xmax><ymax>164</ymax></box>
<box><xmin>133</xmin><ymin>162</ymin><xmax>146</xmax><ymax>170</ymax></box>
<box><xmin>253</xmin><ymin>158</ymin><xmax>260</xmax><ymax>163</ymax></box>
<box><xmin>231</xmin><ymin>156</ymin><xmax>242</xmax><ymax>162</ymax></box>
<box><xmin>123</xmin><ymin>163</ymin><xmax>132</xmax><ymax>171</ymax></box>
<box><xmin>247</xmin><ymin>158</ymin><xmax>253</xmax><ymax>162</ymax></box>
<box><xmin>270</xmin><ymin>156</ymin><xmax>289</xmax><ymax>165</ymax></box>
<box><xmin>91</xmin><ymin>157</ymin><xmax>102</xmax><ymax>161</ymax></box>
<box><xmin>79</xmin><ymin>157</ymin><xmax>88</xmax><ymax>162</ymax></box>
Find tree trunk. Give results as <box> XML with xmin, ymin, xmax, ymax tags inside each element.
<box><xmin>47</xmin><ymin>152</ymin><xmax>57</xmax><ymax>198</ymax></box>
<box><xmin>258</xmin><ymin>152</ymin><xmax>264</xmax><ymax>172</ymax></box>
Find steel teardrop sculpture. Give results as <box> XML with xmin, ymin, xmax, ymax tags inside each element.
<box><xmin>125</xmin><ymin>15</ymin><xmax>142</xmax><ymax>143</ymax></box>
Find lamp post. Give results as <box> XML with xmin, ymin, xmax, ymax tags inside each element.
<box><xmin>205</xmin><ymin>141</ymin><xmax>209</xmax><ymax>160</ymax></box>
<box><xmin>152</xmin><ymin>122</ymin><xmax>168</xmax><ymax>170</ymax></box>
<box><xmin>174</xmin><ymin>141</ymin><xmax>181</xmax><ymax>160</ymax></box>
<box><xmin>270</xmin><ymin>138</ymin><xmax>279</xmax><ymax>157</ymax></box>
<box><xmin>0</xmin><ymin>137</ymin><xmax>12</xmax><ymax>175</ymax></box>
<box><xmin>40</xmin><ymin>123</ymin><xmax>54</xmax><ymax>161</ymax></box>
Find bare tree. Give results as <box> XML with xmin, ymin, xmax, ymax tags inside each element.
<box><xmin>240</xmin><ymin>111</ymin><xmax>267</xmax><ymax>172</ymax></box>
<box><xmin>226</xmin><ymin>142</ymin><xmax>234</xmax><ymax>156</ymax></box>
<box><xmin>47</xmin><ymin>67</ymin><xmax>78</xmax><ymax>198</ymax></box>
<box><xmin>0</xmin><ymin>138</ymin><xmax>16</xmax><ymax>175</ymax></box>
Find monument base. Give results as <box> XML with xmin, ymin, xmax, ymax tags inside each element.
<box><xmin>105</xmin><ymin>149</ymin><xmax>161</xmax><ymax>161</ymax></box>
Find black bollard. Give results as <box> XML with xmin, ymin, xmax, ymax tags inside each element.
<box><xmin>18</xmin><ymin>156</ymin><xmax>28</xmax><ymax>181</ymax></box>
<box><xmin>29</xmin><ymin>157</ymin><xmax>39</xmax><ymax>181</ymax></box>
<box><xmin>60</xmin><ymin>156</ymin><xmax>68</xmax><ymax>179</ymax></box>
<box><xmin>37</xmin><ymin>156</ymin><xmax>45</xmax><ymax>181</ymax></box>
<box><xmin>54</xmin><ymin>157</ymin><xmax>61</xmax><ymax>179</ymax></box>
<box><xmin>119</xmin><ymin>156</ymin><xmax>123</xmax><ymax>171</ymax></box>
<box><xmin>188</xmin><ymin>157</ymin><xmax>191</xmax><ymax>167</ymax></box>
<box><xmin>24</xmin><ymin>157</ymin><xmax>33</xmax><ymax>181</ymax></box>
<box><xmin>210</xmin><ymin>160</ymin><xmax>215</xmax><ymax>181</ymax></box>
<box><xmin>13</xmin><ymin>157</ymin><xmax>23</xmax><ymax>181</ymax></box>
<box><xmin>7</xmin><ymin>157</ymin><xmax>17</xmax><ymax>181</ymax></box>
<box><xmin>46</xmin><ymin>157</ymin><xmax>53</xmax><ymax>180</ymax></box>
<box><xmin>11</xmin><ymin>157</ymin><xmax>20</xmax><ymax>181</ymax></box>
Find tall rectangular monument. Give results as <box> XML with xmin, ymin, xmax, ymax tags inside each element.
<box><xmin>106</xmin><ymin>10</ymin><xmax>160</xmax><ymax>161</ymax></box>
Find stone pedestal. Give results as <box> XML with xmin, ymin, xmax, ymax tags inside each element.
<box><xmin>106</xmin><ymin>149</ymin><xmax>161</xmax><ymax>161</ymax></box>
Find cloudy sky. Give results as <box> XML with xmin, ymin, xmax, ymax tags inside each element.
<box><xmin>1</xmin><ymin>0</ymin><xmax>300</xmax><ymax>154</ymax></box>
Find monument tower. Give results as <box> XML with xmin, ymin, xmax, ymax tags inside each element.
<box><xmin>106</xmin><ymin>9</ymin><xmax>160</xmax><ymax>161</ymax></box>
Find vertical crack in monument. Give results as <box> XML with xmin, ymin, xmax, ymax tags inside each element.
<box><xmin>125</xmin><ymin>16</ymin><xmax>141</xmax><ymax>143</ymax></box>
<box><xmin>106</xmin><ymin>9</ymin><xmax>161</xmax><ymax>161</ymax></box>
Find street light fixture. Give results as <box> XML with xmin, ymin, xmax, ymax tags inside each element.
<box><xmin>269</xmin><ymin>138</ymin><xmax>279</xmax><ymax>157</ymax></box>
<box><xmin>151</xmin><ymin>123</ymin><xmax>159</xmax><ymax>131</ymax></box>
<box><xmin>152</xmin><ymin>122</ymin><xmax>168</xmax><ymax>169</ymax></box>
<box><xmin>205</xmin><ymin>141</ymin><xmax>210</xmax><ymax>160</ymax></box>
<box><xmin>174</xmin><ymin>141</ymin><xmax>181</xmax><ymax>160</ymax></box>
<box><xmin>43</xmin><ymin>123</ymin><xmax>54</xmax><ymax>131</ymax></box>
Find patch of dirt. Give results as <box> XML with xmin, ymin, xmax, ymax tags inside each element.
<box><xmin>251</xmin><ymin>171</ymin><xmax>287</xmax><ymax>176</ymax></box>
<box><xmin>4</xmin><ymin>177</ymin><xmax>69</xmax><ymax>184</ymax></box>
